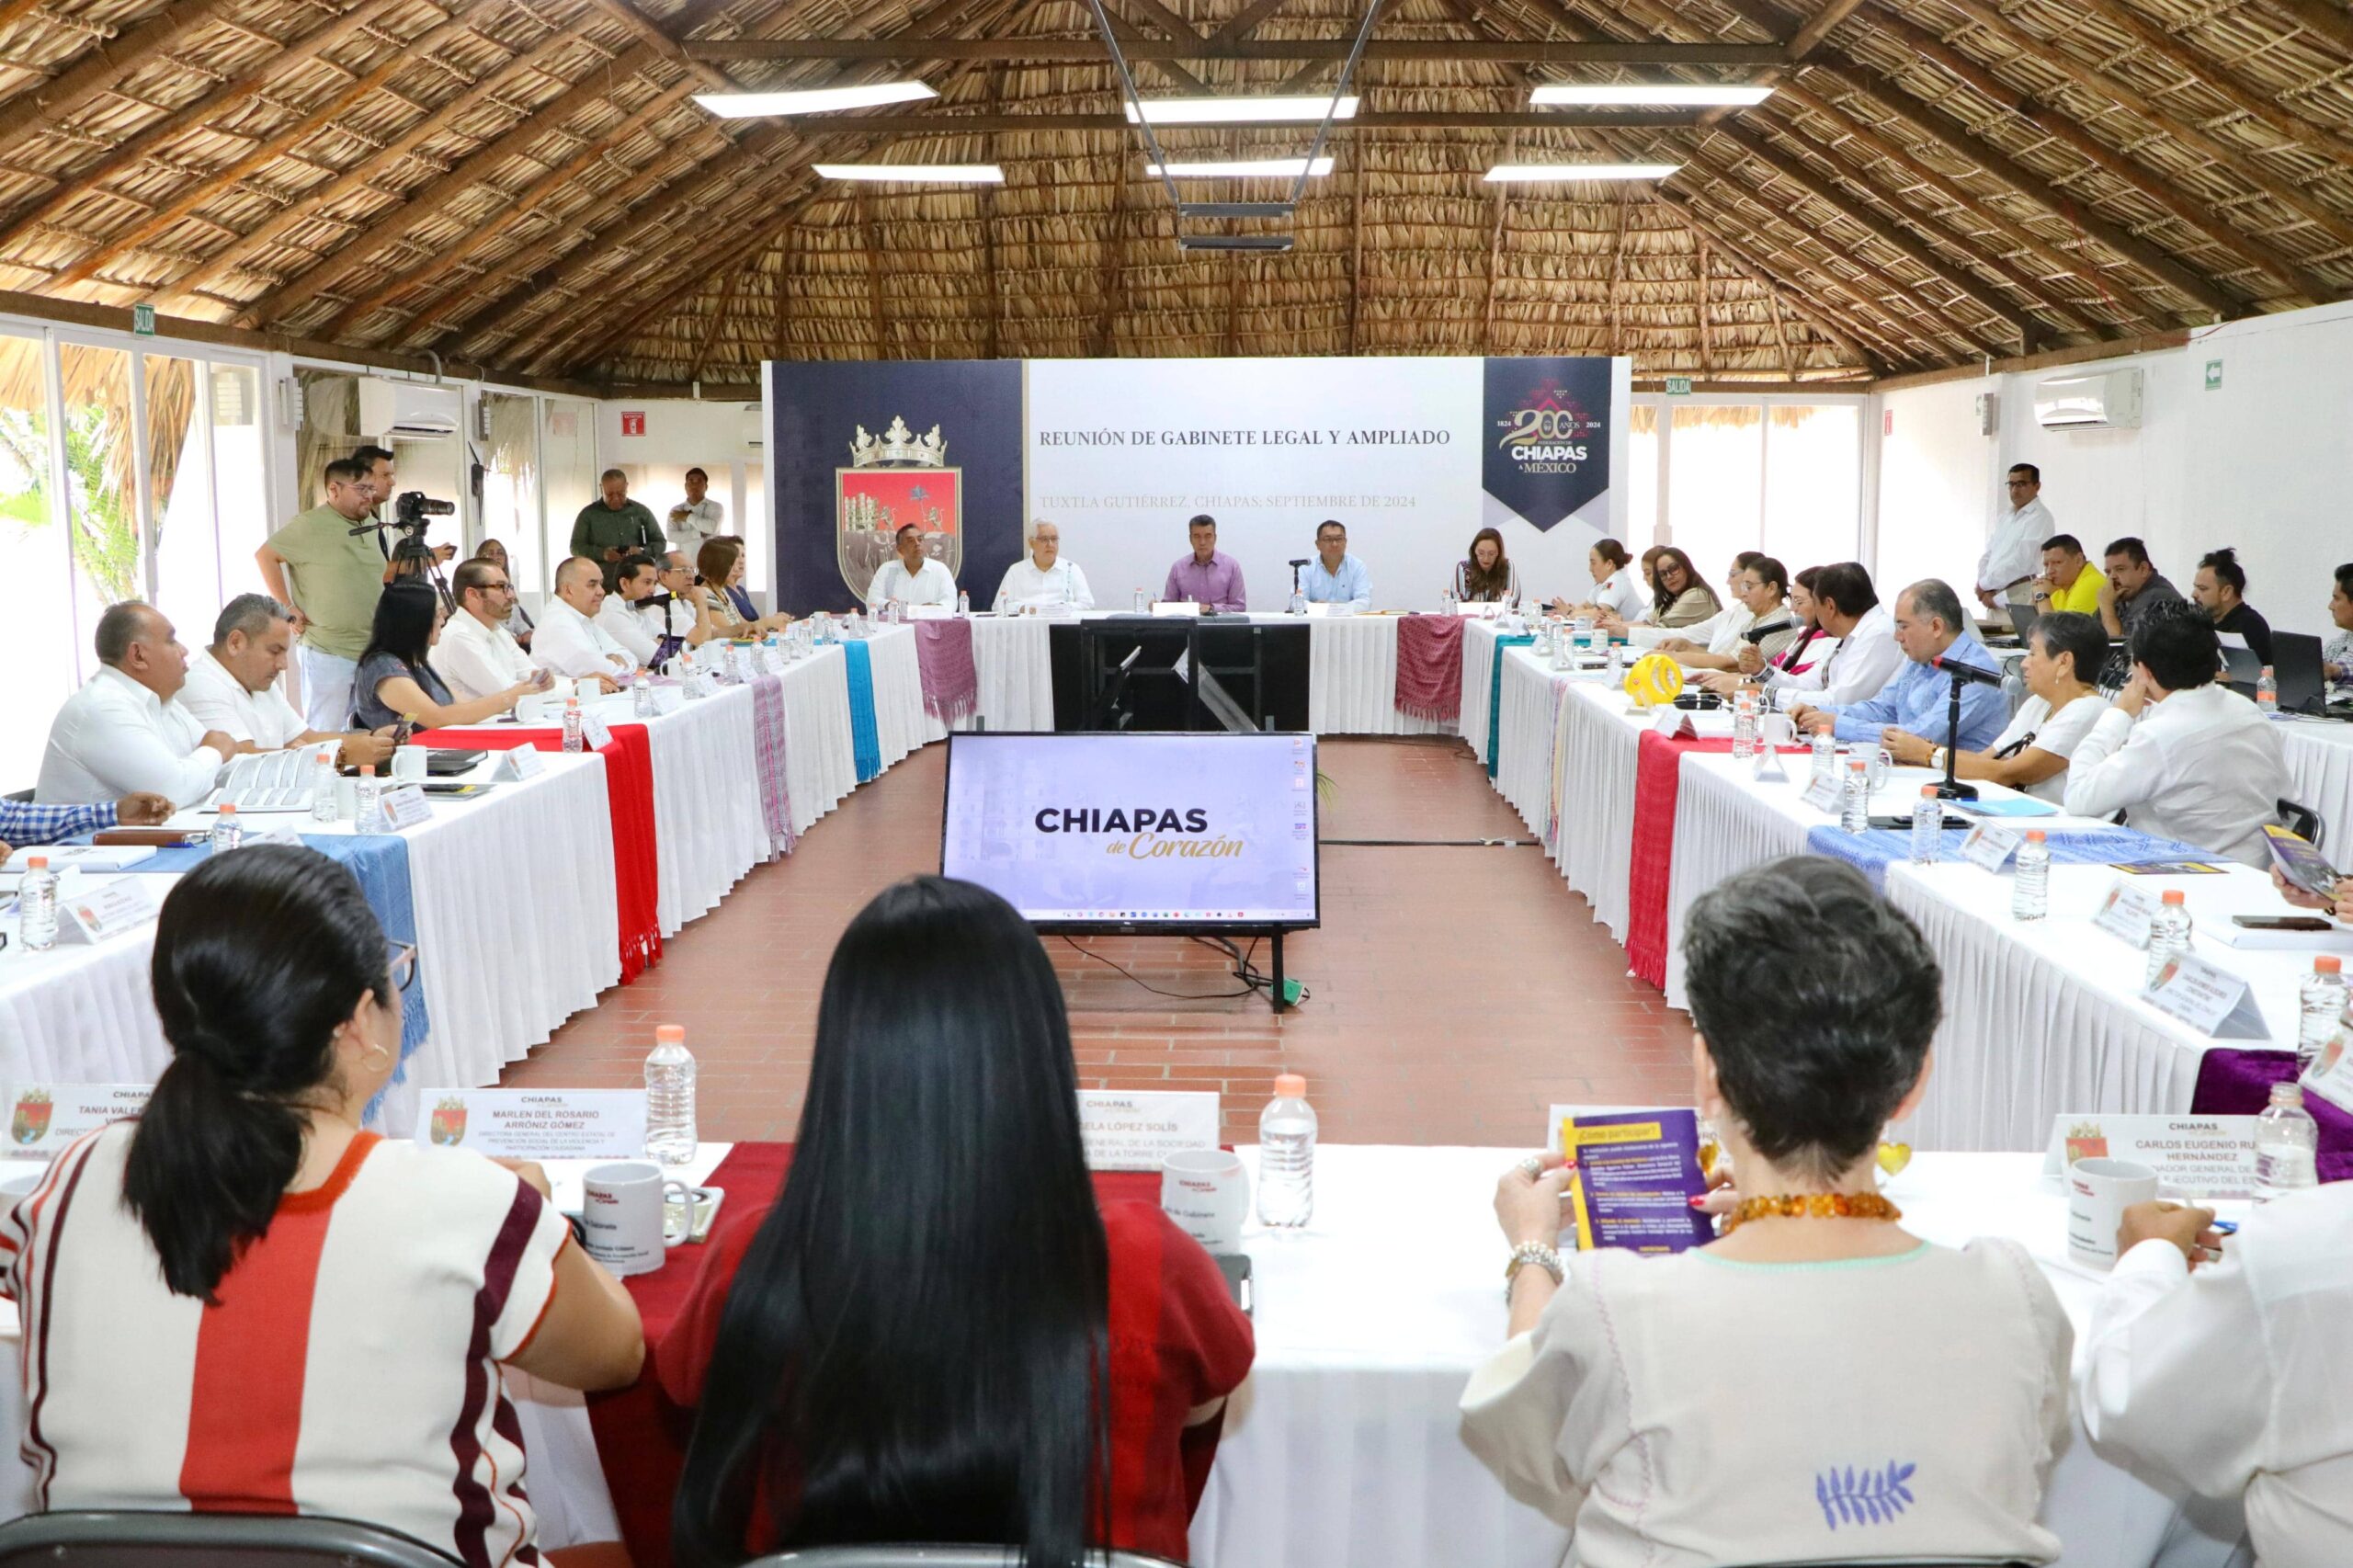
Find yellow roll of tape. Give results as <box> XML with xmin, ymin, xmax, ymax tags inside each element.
<box><xmin>1622</xmin><ymin>652</ymin><xmax>1686</xmax><ymax>708</ymax></box>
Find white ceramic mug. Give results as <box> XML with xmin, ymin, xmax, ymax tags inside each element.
<box><xmin>1161</xmin><ymin>1149</ymin><xmax>1249</xmax><ymax>1254</ymax></box>
<box><xmin>582</xmin><ymin>1160</ymin><xmax>692</xmax><ymax>1277</ymax></box>
<box><xmin>1758</xmin><ymin>711</ymin><xmax>1797</xmax><ymax>750</ymax></box>
<box><xmin>2066</xmin><ymin>1156</ymin><xmax>2160</xmax><ymax>1271</ymax></box>
<box><xmin>389</xmin><ymin>746</ymin><xmax>428</xmax><ymax>785</ymax></box>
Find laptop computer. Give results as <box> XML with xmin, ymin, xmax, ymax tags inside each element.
<box><xmin>2270</xmin><ymin>630</ymin><xmax>2326</xmax><ymax>715</ymax></box>
<box><xmin>2220</xmin><ymin>643</ymin><xmax>2263</xmax><ymax>698</ymax></box>
<box><xmin>1984</xmin><ymin>600</ymin><xmax>2038</xmax><ymax>647</ymax></box>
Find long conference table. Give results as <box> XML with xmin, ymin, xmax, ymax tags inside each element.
<box><xmin>0</xmin><ymin>609</ymin><xmax>2336</xmax><ymax>1568</ymax></box>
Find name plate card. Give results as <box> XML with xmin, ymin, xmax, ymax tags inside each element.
<box><xmin>1800</xmin><ymin>773</ymin><xmax>1843</xmax><ymax>813</ymax></box>
<box><xmin>1151</xmin><ymin>601</ymin><xmax>1205</xmax><ymax>618</ymax></box>
<box><xmin>494</xmin><ymin>746</ymin><xmax>544</xmax><ymax>782</ymax></box>
<box><xmin>578</xmin><ymin>710</ymin><xmax>615</xmax><ymax>750</ymax></box>
<box><xmin>2143</xmin><ymin>949</ymin><xmax>2270</xmax><ymax>1039</ymax></box>
<box><xmin>1076</xmin><ymin>1090</ymin><xmax>1221</xmax><ymax>1172</ymax></box>
<box><xmin>1959</xmin><ymin>822</ymin><xmax>2025</xmax><ymax>872</ymax></box>
<box><xmin>2093</xmin><ymin>880</ymin><xmax>2162</xmax><ymax>947</ymax></box>
<box><xmin>2043</xmin><ymin>1112</ymin><xmax>2259</xmax><ymax>1199</ymax></box>
<box><xmin>379</xmin><ymin>785</ymin><xmax>433</xmax><ymax>830</ymax></box>
<box><xmin>1650</xmin><ymin>709</ymin><xmax>1697</xmax><ymax>739</ymax></box>
<box><xmin>3</xmin><ymin>1084</ymin><xmax>153</xmax><ymax>1161</ymax></box>
<box><xmin>59</xmin><ymin>877</ymin><xmax>156</xmax><ymax>944</ymax></box>
<box><xmin>417</xmin><ymin>1089</ymin><xmax>649</xmax><ymax>1160</ymax></box>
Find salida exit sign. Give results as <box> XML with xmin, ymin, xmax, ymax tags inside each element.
<box><xmin>620</xmin><ymin>411</ymin><xmax>645</xmax><ymax>437</ymax></box>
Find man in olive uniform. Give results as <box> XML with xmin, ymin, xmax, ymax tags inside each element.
<box><xmin>570</xmin><ymin>469</ymin><xmax>665</xmax><ymax>591</ymax></box>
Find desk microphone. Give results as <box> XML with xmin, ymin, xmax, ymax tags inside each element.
<box><xmin>1931</xmin><ymin>655</ymin><xmax>2005</xmax><ymax>688</ymax></box>
<box><xmin>1741</xmin><ymin>618</ymin><xmax>1795</xmax><ymax>645</ymax></box>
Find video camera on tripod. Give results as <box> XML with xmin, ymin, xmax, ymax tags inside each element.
<box><xmin>351</xmin><ymin>490</ymin><xmax>457</xmax><ymax>604</ymax></box>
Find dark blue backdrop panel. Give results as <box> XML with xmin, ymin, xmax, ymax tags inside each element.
<box><xmin>768</xmin><ymin>360</ymin><xmax>1024</xmax><ymax>616</ymax></box>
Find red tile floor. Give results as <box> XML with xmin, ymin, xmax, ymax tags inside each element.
<box><xmin>500</xmin><ymin>736</ymin><xmax>1698</xmax><ymax>1147</ymax></box>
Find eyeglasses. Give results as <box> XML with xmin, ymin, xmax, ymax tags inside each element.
<box><xmin>388</xmin><ymin>941</ymin><xmax>418</xmax><ymax>994</ymax></box>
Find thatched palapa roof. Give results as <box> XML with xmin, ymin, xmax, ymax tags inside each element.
<box><xmin>0</xmin><ymin>0</ymin><xmax>2347</xmax><ymax>390</ymax></box>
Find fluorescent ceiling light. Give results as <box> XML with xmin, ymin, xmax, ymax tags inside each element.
<box><xmin>1483</xmin><ymin>162</ymin><xmax>1680</xmax><ymax>182</ymax></box>
<box><xmin>1145</xmin><ymin>157</ymin><xmax>1336</xmax><ymax>177</ymax></box>
<box><xmin>1529</xmin><ymin>83</ymin><xmax>1773</xmax><ymax>108</ymax></box>
<box><xmin>1126</xmin><ymin>95</ymin><xmax>1359</xmax><ymax>123</ymax></box>
<box><xmin>813</xmin><ymin>163</ymin><xmax>1005</xmax><ymax>183</ymax></box>
<box><xmin>695</xmin><ymin>82</ymin><xmax>937</xmax><ymax>118</ymax></box>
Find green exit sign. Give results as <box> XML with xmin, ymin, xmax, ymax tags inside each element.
<box><xmin>2204</xmin><ymin>358</ymin><xmax>2222</xmax><ymax>391</ymax></box>
<box><xmin>1665</xmin><ymin>375</ymin><xmax>1693</xmax><ymax>396</ymax></box>
<box><xmin>131</xmin><ymin>303</ymin><xmax>155</xmax><ymax>336</ymax></box>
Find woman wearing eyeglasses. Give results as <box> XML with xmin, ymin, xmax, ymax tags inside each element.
<box><xmin>1</xmin><ymin>845</ymin><xmax>644</xmax><ymax>1562</ymax></box>
<box><xmin>1879</xmin><ymin>609</ymin><xmax>2110</xmax><ymax>803</ymax></box>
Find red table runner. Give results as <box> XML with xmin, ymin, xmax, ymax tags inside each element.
<box><xmin>587</xmin><ymin>1145</ymin><xmax>1188</xmax><ymax>1568</ymax></box>
<box><xmin>419</xmin><ymin>724</ymin><xmax>661</xmax><ymax>982</ymax></box>
<box><xmin>1625</xmin><ymin>733</ymin><xmax>1740</xmax><ymax>990</ymax></box>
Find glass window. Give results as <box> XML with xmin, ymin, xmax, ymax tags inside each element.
<box><xmin>0</xmin><ymin>331</ymin><xmax>72</xmax><ymax>789</ymax></box>
<box><xmin>1666</xmin><ymin>403</ymin><xmax>1764</xmax><ymax>583</ymax></box>
<box><xmin>296</xmin><ymin>368</ymin><xmax>362</xmax><ymax>506</ymax></box>
<box><xmin>1761</xmin><ymin>404</ymin><xmax>1862</xmax><ymax>573</ymax></box>
<box><xmin>480</xmin><ymin>392</ymin><xmax>541</xmax><ymax>593</ymax></box>
<box><xmin>145</xmin><ymin>355</ymin><xmax>217</xmax><ymax>642</ymax></box>
<box><xmin>540</xmin><ymin>399</ymin><xmax>597</xmax><ymax>602</ymax></box>
<box><xmin>1624</xmin><ymin>403</ymin><xmax>1658</xmax><ymax>551</ymax></box>
<box><xmin>208</xmin><ymin>364</ymin><xmax>271</xmax><ymax>613</ymax></box>
<box><xmin>57</xmin><ymin>343</ymin><xmax>145</xmax><ymax>667</ymax></box>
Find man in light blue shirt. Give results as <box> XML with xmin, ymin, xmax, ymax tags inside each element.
<box><xmin>1302</xmin><ymin>519</ymin><xmax>1371</xmax><ymax>611</ymax></box>
<box><xmin>1790</xmin><ymin>578</ymin><xmax>2007</xmax><ymax>752</ymax></box>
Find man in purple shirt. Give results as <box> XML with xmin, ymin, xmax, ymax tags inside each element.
<box><xmin>1161</xmin><ymin>514</ymin><xmax>1248</xmax><ymax>613</ymax></box>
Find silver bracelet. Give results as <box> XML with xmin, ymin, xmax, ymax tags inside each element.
<box><xmin>1505</xmin><ymin>1241</ymin><xmax>1564</xmax><ymax>1301</ymax></box>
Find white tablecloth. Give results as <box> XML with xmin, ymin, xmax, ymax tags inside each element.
<box><xmin>1888</xmin><ymin>861</ymin><xmax>2315</xmax><ymax>1153</ymax></box>
<box><xmin>1304</xmin><ymin>617</ymin><xmax>1455</xmax><ymax>737</ymax></box>
<box><xmin>615</xmin><ymin>687</ymin><xmax>769</xmax><ymax>937</ymax></box>
<box><xmin>1461</xmin><ymin>620</ymin><xmax>1502</xmax><ymax>765</ymax></box>
<box><xmin>959</xmin><ymin>617</ymin><xmax>1057</xmax><ymax>734</ymax></box>
<box><xmin>864</xmin><ymin>626</ymin><xmax>929</xmax><ymax>769</ymax></box>
<box><xmin>772</xmin><ymin>649</ymin><xmax>860</xmax><ymax>835</ymax></box>
<box><xmin>1554</xmin><ymin>679</ymin><xmax>1646</xmax><ymax>942</ymax></box>
<box><xmin>2280</xmin><ymin>718</ymin><xmax>2353</xmax><ymax>854</ymax></box>
<box><xmin>1188</xmin><ymin>1144</ymin><xmax>2239</xmax><ymax>1568</ymax></box>
<box><xmin>0</xmin><ymin>892</ymin><xmax>176</xmax><ymax>1088</ymax></box>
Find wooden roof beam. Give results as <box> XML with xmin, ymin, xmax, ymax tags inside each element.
<box><xmin>1860</xmin><ymin>4</ymin><xmax>2337</xmax><ymax>305</ymax></box>
<box><xmin>1657</xmin><ymin>187</ymin><xmax>1913</xmax><ymax>369</ymax></box>
<box><xmin>0</xmin><ymin>0</ymin><xmax>251</xmax><ymax>149</ymax></box>
<box><xmin>683</xmin><ymin>37</ymin><xmax>1787</xmax><ymax>62</ymax></box>
<box><xmin>681</xmin><ymin>264</ymin><xmax>749</xmax><ymax>384</ymax></box>
<box><xmin>2065</xmin><ymin>0</ymin><xmax>2353</xmax><ymax>165</ymax></box>
<box><xmin>747</xmin><ymin>108</ymin><xmax>1703</xmax><ymax>131</ymax></box>
<box><xmin>2248</xmin><ymin>0</ymin><xmax>2353</xmax><ymax>61</ymax></box>
<box><xmin>1697</xmin><ymin>0</ymin><xmax>1862</xmax><ymax>127</ymax></box>
<box><xmin>1209</xmin><ymin>0</ymin><xmax>1293</xmax><ymax>46</ymax></box>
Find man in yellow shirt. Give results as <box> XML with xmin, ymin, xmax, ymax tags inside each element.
<box><xmin>2032</xmin><ymin>533</ymin><xmax>2105</xmax><ymax>616</ymax></box>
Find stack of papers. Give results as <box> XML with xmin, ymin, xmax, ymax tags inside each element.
<box><xmin>0</xmin><ymin>843</ymin><xmax>155</xmax><ymax>890</ymax></box>
<box><xmin>210</xmin><ymin>747</ymin><xmax>324</xmax><ymax>812</ymax></box>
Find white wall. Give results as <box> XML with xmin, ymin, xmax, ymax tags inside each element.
<box><xmin>1872</xmin><ymin>300</ymin><xmax>2353</xmax><ymax>637</ymax></box>
<box><xmin>595</xmin><ymin>396</ymin><xmax>770</xmax><ymax>593</ymax></box>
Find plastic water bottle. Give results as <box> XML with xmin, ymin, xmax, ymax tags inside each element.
<box><xmin>1288</xmin><ymin>583</ymin><xmax>1307</xmax><ymax>616</ymax></box>
<box><xmin>2254</xmin><ymin>1081</ymin><xmax>2319</xmax><ymax>1202</ymax></box>
<box><xmin>2011</xmin><ymin>829</ymin><xmax>2050</xmax><ymax>920</ymax></box>
<box><xmin>2297</xmin><ymin>956</ymin><xmax>2347</xmax><ymax>1072</ymax></box>
<box><xmin>1910</xmin><ymin>785</ymin><xmax>1941</xmax><ymax>864</ymax></box>
<box><xmin>1256</xmin><ymin>1073</ymin><xmax>1317</xmax><ymax>1229</ymax></box>
<box><xmin>957</xmin><ymin>589</ymin><xmax>971</xmax><ymax>617</ymax></box>
<box><xmin>353</xmin><ymin>764</ymin><xmax>383</xmax><ymax>834</ymax></box>
<box><xmin>644</xmin><ymin>1023</ymin><xmax>699</xmax><ymax>1166</ymax></box>
<box><xmin>1731</xmin><ymin>690</ymin><xmax>1757</xmax><ymax>759</ymax></box>
<box><xmin>1839</xmin><ymin>757</ymin><xmax>1870</xmax><ymax>833</ymax></box>
<box><xmin>633</xmin><ymin>676</ymin><xmax>656</xmax><ymax>718</ymax></box>
<box><xmin>562</xmin><ymin>698</ymin><xmax>584</xmax><ymax>753</ymax></box>
<box><xmin>2145</xmin><ymin>889</ymin><xmax>2193</xmax><ymax>987</ymax></box>
<box><xmin>210</xmin><ymin>802</ymin><xmax>242</xmax><ymax>854</ymax></box>
<box><xmin>1810</xmin><ymin>727</ymin><xmax>1837</xmax><ymax>785</ymax></box>
<box><xmin>2256</xmin><ymin>665</ymin><xmax>2278</xmax><ymax>714</ymax></box>
<box><xmin>17</xmin><ymin>856</ymin><xmax>57</xmax><ymax>952</ymax></box>
<box><xmin>1134</xmin><ymin>587</ymin><xmax>1146</xmax><ymax>611</ymax></box>
<box><xmin>311</xmin><ymin>749</ymin><xmax>341</xmax><ymax>824</ymax></box>
<box><xmin>1443</xmin><ymin>586</ymin><xmax>1458</xmax><ymax>616</ymax></box>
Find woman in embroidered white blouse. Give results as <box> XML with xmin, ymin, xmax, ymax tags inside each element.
<box><xmin>1461</xmin><ymin>857</ymin><xmax>2072</xmax><ymax>1568</ymax></box>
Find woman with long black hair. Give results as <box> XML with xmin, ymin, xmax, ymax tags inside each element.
<box><xmin>667</xmin><ymin>876</ymin><xmax>1254</xmax><ymax>1568</ymax></box>
<box><xmin>1</xmin><ymin>845</ymin><xmax>643</xmax><ymax>1562</ymax></box>
<box><xmin>350</xmin><ymin>579</ymin><xmax>546</xmax><ymax>730</ymax></box>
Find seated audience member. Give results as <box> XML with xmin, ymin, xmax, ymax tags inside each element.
<box><xmin>534</xmin><ymin>556</ymin><xmax>637</xmax><ymax>688</ymax></box>
<box><xmin>1790</xmin><ymin>579</ymin><xmax>2006</xmax><ymax>751</ymax></box>
<box><xmin>698</xmin><ymin>537</ymin><xmax>793</xmax><ymax>635</ymax></box>
<box><xmin>1702</xmin><ymin>565</ymin><xmax>1835</xmax><ymax>694</ymax></box>
<box><xmin>0</xmin><ymin>845</ymin><xmax>643</xmax><ymax>1560</ymax></box>
<box><xmin>2195</xmin><ymin>546</ymin><xmax>2273</xmax><ymax>665</ymax></box>
<box><xmin>0</xmin><ymin>792</ymin><xmax>173</xmax><ymax>864</ymax></box>
<box><xmin>867</xmin><ymin>523</ymin><xmax>959</xmax><ymax>611</ymax></box>
<box><xmin>1753</xmin><ymin>562</ymin><xmax>1901</xmax><ymax>708</ymax></box>
<box><xmin>995</xmin><ymin>519</ymin><xmax>1096</xmax><ymax>611</ymax></box>
<box><xmin>1643</xmin><ymin>556</ymin><xmax>1796</xmax><ymax>669</ymax></box>
<box><xmin>2030</xmin><ymin>534</ymin><xmax>2103</xmax><ymax>615</ymax></box>
<box><xmin>1452</xmin><ymin>527</ymin><xmax>1520</xmax><ymax>605</ymax></box>
<box><xmin>1553</xmin><ymin>539</ymin><xmax>1647</xmax><ymax>622</ymax></box>
<box><xmin>1162</xmin><ymin>514</ymin><xmax>1248</xmax><ymax>613</ymax></box>
<box><xmin>2080</xmin><ymin>1186</ymin><xmax>2353</xmax><ymax>1568</ymax></box>
<box><xmin>2325</xmin><ymin>561</ymin><xmax>2352</xmax><ymax>687</ymax></box>
<box><xmin>667</xmin><ymin>876</ymin><xmax>1253</xmax><ymax>1567</ymax></box>
<box><xmin>38</xmin><ymin>602</ymin><xmax>242</xmax><ymax>809</ymax></box>
<box><xmin>180</xmin><ymin>595</ymin><xmax>394</xmax><ymax>769</ymax></box>
<box><xmin>597</xmin><ymin>552</ymin><xmax>663</xmax><ymax>666</ymax></box>
<box><xmin>1601</xmin><ymin>546</ymin><xmax>1718</xmax><ymax>636</ymax></box>
<box><xmin>476</xmin><ymin>538</ymin><xmax>534</xmax><ymax>647</ymax></box>
<box><xmin>1302</xmin><ymin>519</ymin><xmax>1371</xmax><ymax>611</ymax></box>
<box><xmin>2063</xmin><ymin>601</ymin><xmax>2287</xmax><ymax>867</ymax></box>
<box><xmin>436</xmin><ymin>557</ymin><xmax>538</xmax><ymax>703</ymax></box>
<box><xmin>647</xmin><ymin>550</ymin><xmax>722</xmax><ymax>665</ymax></box>
<box><xmin>1881</xmin><ymin>610</ymin><xmax>2109</xmax><ymax>802</ymax></box>
<box><xmin>1462</xmin><ymin>856</ymin><xmax>2068</xmax><ymax>1567</ymax></box>
<box><xmin>2096</xmin><ymin>536</ymin><xmax>2184</xmax><ymax>642</ymax></box>
<box><xmin>353</xmin><ymin>582</ymin><xmax>547</xmax><ymax>731</ymax></box>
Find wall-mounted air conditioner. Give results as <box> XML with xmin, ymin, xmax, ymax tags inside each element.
<box><xmin>358</xmin><ymin>379</ymin><xmax>460</xmax><ymax>439</ymax></box>
<box><xmin>2034</xmin><ymin>368</ymin><xmax>2142</xmax><ymax>430</ymax></box>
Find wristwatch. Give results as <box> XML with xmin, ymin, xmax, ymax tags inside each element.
<box><xmin>1505</xmin><ymin>1241</ymin><xmax>1564</xmax><ymax>1300</ymax></box>
<box><xmin>1930</xmin><ymin>745</ymin><xmax>1947</xmax><ymax>771</ymax></box>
